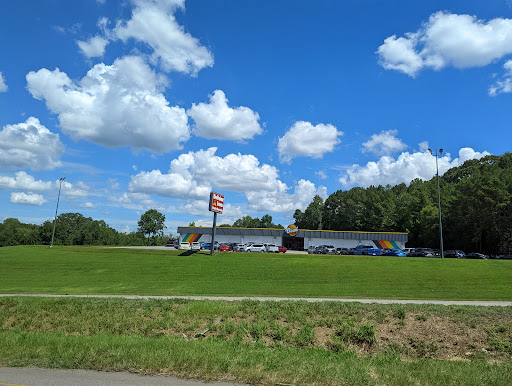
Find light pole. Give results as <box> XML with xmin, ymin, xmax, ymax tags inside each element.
<box><xmin>50</xmin><ymin>177</ymin><xmax>66</xmax><ymax>248</ymax></box>
<box><xmin>428</xmin><ymin>149</ymin><xmax>444</xmax><ymax>259</ymax></box>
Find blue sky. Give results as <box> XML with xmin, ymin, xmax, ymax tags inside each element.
<box><xmin>0</xmin><ymin>0</ymin><xmax>511</xmax><ymax>235</ymax></box>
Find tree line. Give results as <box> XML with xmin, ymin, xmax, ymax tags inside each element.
<box><xmin>294</xmin><ymin>153</ymin><xmax>512</xmax><ymax>254</ymax></box>
<box><xmin>0</xmin><ymin>211</ymin><xmax>169</xmax><ymax>247</ymax></box>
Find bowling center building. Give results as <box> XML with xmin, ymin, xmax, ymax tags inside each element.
<box><xmin>177</xmin><ymin>225</ymin><xmax>408</xmax><ymax>251</ymax></box>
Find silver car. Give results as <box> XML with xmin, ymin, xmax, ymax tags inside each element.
<box><xmin>246</xmin><ymin>244</ymin><xmax>266</xmax><ymax>252</ymax></box>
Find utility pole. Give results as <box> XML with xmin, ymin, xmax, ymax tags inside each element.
<box><xmin>428</xmin><ymin>149</ymin><xmax>444</xmax><ymax>259</ymax></box>
<box><xmin>50</xmin><ymin>177</ymin><xmax>66</xmax><ymax>248</ymax></box>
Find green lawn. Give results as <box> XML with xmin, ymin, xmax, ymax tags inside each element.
<box><xmin>1</xmin><ymin>246</ymin><xmax>510</xmax><ymax>300</ymax></box>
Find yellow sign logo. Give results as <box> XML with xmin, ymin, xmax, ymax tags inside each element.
<box><xmin>285</xmin><ymin>224</ymin><xmax>298</xmax><ymax>237</ymax></box>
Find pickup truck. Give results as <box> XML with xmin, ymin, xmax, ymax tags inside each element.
<box><xmin>352</xmin><ymin>244</ymin><xmax>381</xmax><ymax>256</ymax></box>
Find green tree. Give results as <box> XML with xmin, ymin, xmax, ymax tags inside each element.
<box><xmin>294</xmin><ymin>195</ymin><xmax>324</xmax><ymax>230</ymax></box>
<box><xmin>138</xmin><ymin>209</ymin><xmax>166</xmax><ymax>245</ymax></box>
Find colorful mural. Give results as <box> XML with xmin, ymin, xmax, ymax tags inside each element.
<box><xmin>181</xmin><ymin>233</ymin><xmax>202</xmax><ymax>243</ymax></box>
<box><xmin>373</xmin><ymin>240</ymin><xmax>400</xmax><ymax>249</ymax></box>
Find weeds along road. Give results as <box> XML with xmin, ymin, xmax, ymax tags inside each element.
<box><xmin>1</xmin><ymin>294</ymin><xmax>511</xmax><ymax>306</ymax></box>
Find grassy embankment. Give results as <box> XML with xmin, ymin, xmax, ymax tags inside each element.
<box><xmin>1</xmin><ymin>296</ymin><xmax>511</xmax><ymax>385</ymax></box>
<box><xmin>1</xmin><ymin>245</ymin><xmax>511</xmax><ymax>300</ymax></box>
<box><xmin>1</xmin><ymin>246</ymin><xmax>511</xmax><ymax>384</ymax></box>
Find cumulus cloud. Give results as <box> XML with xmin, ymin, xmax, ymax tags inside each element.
<box><xmin>77</xmin><ymin>35</ymin><xmax>109</xmax><ymax>58</ymax></box>
<box><xmin>378</xmin><ymin>11</ymin><xmax>512</xmax><ymax>77</ymax></box>
<box><xmin>340</xmin><ymin>146</ymin><xmax>490</xmax><ymax>188</ymax></box>
<box><xmin>489</xmin><ymin>60</ymin><xmax>512</xmax><ymax>95</ymax></box>
<box><xmin>246</xmin><ymin>179</ymin><xmax>328</xmax><ymax>213</ymax></box>
<box><xmin>187</xmin><ymin>90</ymin><xmax>263</xmax><ymax>140</ymax></box>
<box><xmin>10</xmin><ymin>192</ymin><xmax>47</xmax><ymax>206</ymax></box>
<box><xmin>129</xmin><ymin>147</ymin><xmax>326</xmax><ymax>213</ymax></box>
<box><xmin>0</xmin><ymin>171</ymin><xmax>52</xmax><ymax>191</ymax></box>
<box><xmin>113</xmin><ymin>0</ymin><xmax>213</xmax><ymax>75</ymax></box>
<box><xmin>362</xmin><ymin>129</ymin><xmax>407</xmax><ymax>156</ymax></box>
<box><xmin>62</xmin><ymin>180</ymin><xmax>90</xmax><ymax>198</ymax></box>
<box><xmin>0</xmin><ymin>117</ymin><xmax>64</xmax><ymax>170</ymax></box>
<box><xmin>278</xmin><ymin>121</ymin><xmax>342</xmax><ymax>163</ymax></box>
<box><xmin>26</xmin><ymin>56</ymin><xmax>190</xmax><ymax>153</ymax></box>
<box><xmin>0</xmin><ymin>72</ymin><xmax>7</xmax><ymax>93</ymax></box>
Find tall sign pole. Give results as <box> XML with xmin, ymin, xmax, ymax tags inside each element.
<box><xmin>208</xmin><ymin>192</ymin><xmax>224</xmax><ymax>256</ymax></box>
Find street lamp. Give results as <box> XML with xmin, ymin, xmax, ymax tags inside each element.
<box><xmin>428</xmin><ymin>149</ymin><xmax>444</xmax><ymax>259</ymax></box>
<box><xmin>50</xmin><ymin>177</ymin><xmax>66</xmax><ymax>248</ymax></box>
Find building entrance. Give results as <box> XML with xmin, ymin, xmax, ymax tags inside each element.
<box><xmin>282</xmin><ymin>236</ymin><xmax>304</xmax><ymax>251</ymax></box>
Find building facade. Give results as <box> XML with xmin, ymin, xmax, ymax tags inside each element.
<box><xmin>177</xmin><ymin>226</ymin><xmax>408</xmax><ymax>250</ymax></box>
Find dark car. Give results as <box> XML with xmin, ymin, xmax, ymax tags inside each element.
<box><xmin>443</xmin><ymin>250</ymin><xmax>466</xmax><ymax>258</ymax></box>
<box><xmin>466</xmin><ymin>252</ymin><xmax>488</xmax><ymax>259</ymax></box>
<box><xmin>166</xmin><ymin>239</ymin><xmax>177</xmax><ymax>247</ymax></box>
<box><xmin>408</xmin><ymin>248</ymin><xmax>435</xmax><ymax>257</ymax></box>
<box><xmin>336</xmin><ymin>247</ymin><xmax>350</xmax><ymax>255</ymax></box>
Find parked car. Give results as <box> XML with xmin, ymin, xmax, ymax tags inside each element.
<box><xmin>381</xmin><ymin>248</ymin><xmax>406</xmax><ymax>257</ymax></box>
<box><xmin>200</xmin><ymin>242</ymin><xmax>211</xmax><ymax>250</ymax></box>
<box><xmin>246</xmin><ymin>244</ymin><xmax>266</xmax><ymax>252</ymax></box>
<box><xmin>233</xmin><ymin>244</ymin><xmax>246</xmax><ymax>252</ymax></box>
<box><xmin>466</xmin><ymin>252</ymin><xmax>488</xmax><ymax>259</ymax></box>
<box><xmin>264</xmin><ymin>243</ymin><xmax>279</xmax><ymax>253</ymax></box>
<box><xmin>315</xmin><ymin>245</ymin><xmax>336</xmax><ymax>254</ymax></box>
<box><xmin>352</xmin><ymin>244</ymin><xmax>381</xmax><ymax>256</ymax></box>
<box><xmin>277</xmin><ymin>246</ymin><xmax>287</xmax><ymax>253</ymax></box>
<box><xmin>307</xmin><ymin>246</ymin><xmax>317</xmax><ymax>254</ymax></box>
<box><xmin>443</xmin><ymin>250</ymin><xmax>466</xmax><ymax>258</ymax></box>
<box><xmin>336</xmin><ymin>247</ymin><xmax>350</xmax><ymax>255</ymax></box>
<box><xmin>191</xmin><ymin>242</ymin><xmax>201</xmax><ymax>251</ymax></box>
<box><xmin>166</xmin><ymin>239</ymin><xmax>177</xmax><ymax>247</ymax></box>
<box><xmin>219</xmin><ymin>244</ymin><xmax>230</xmax><ymax>251</ymax></box>
<box><xmin>178</xmin><ymin>242</ymin><xmax>191</xmax><ymax>250</ymax></box>
<box><xmin>408</xmin><ymin>248</ymin><xmax>435</xmax><ymax>257</ymax></box>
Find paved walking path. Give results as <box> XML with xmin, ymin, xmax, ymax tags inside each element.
<box><xmin>0</xmin><ymin>367</ymin><xmax>243</xmax><ymax>386</ymax></box>
<box><xmin>1</xmin><ymin>293</ymin><xmax>510</xmax><ymax>306</ymax></box>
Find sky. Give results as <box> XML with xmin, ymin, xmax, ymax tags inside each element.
<box><xmin>0</xmin><ymin>0</ymin><xmax>511</xmax><ymax>235</ymax></box>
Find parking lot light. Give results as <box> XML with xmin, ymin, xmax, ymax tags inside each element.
<box><xmin>428</xmin><ymin>149</ymin><xmax>444</xmax><ymax>259</ymax></box>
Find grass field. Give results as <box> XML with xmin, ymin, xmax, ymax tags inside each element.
<box><xmin>1</xmin><ymin>246</ymin><xmax>511</xmax><ymax>385</ymax></box>
<box><xmin>0</xmin><ymin>246</ymin><xmax>511</xmax><ymax>300</ymax></box>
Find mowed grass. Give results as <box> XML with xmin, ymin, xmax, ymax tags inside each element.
<box><xmin>1</xmin><ymin>246</ymin><xmax>511</xmax><ymax>300</ymax></box>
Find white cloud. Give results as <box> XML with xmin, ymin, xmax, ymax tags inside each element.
<box><xmin>0</xmin><ymin>117</ymin><xmax>64</xmax><ymax>170</ymax></box>
<box><xmin>489</xmin><ymin>60</ymin><xmax>512</xmax><ymax>95</ymax></box>
<box><xmin>113</xmin><ymin>0</ymin><xmax>213</xmax><ymax>75</ymax></box>
<box><xmin>187</xmin><ymin>90</ymin><xmax>263</xmax><ymax>140</ymax></box>
<box><xmin>0</xmin><ymin>72</ymin><xmax>7</xmax><ymax>93</ymax></box>
<box><xmin>315</xmin><ymin>170</ymin><xmax>328</xmax><ymax>180</ymax></box>
<box><xmin>129</xmin><ymin>147</ymin><xmax>326</xmax><ymax>213</ymax></box>
<box><xmin>278</xmin><ymin>121</ymin><xmax>342</xmax><ymax>163</ymax></box>
<box><xmin>0</xmin><ymin>171</ymin><xmax>52</xmax><ymax>191</ymax></box>
<box><xmin>78</xmin><ymin>201</ymin><xmax>96</xmax><ymax>208</ymax></box>
<box><xmin>27</xmin><ymin>56</ymin><xmax>190</xmax><ymax>153</ymax></box>
<box><xmin>340</xmin><ymin>146</ymin><xmax>491</xmax><ymax>188</ymax></box>
<box><xmin>246</xmin><ymin>179</ymin><xmax>328</xmax><ymax>213</ymax></box>
<box><xmin>378</xmin><ymin>12</ymin><xmax>512</xmax><ymax>77</ymax></box>
<box><xmin>61</xmin><ymin>180</ymin><xmax>90</xmax><ymax>198</ymax></box>
<box><xmin>10</xmin><ymin>192</ymin><xmax>47</xmax><ymax>206</ymax></box>
<box><xmin>77</xmin><ymin>35</ymin><xmax>109</xmax><ymax>58</ymax></box>
<box><xmin>362</xmin><ymin>129</ymin><xmax>407</xmax><ymax>156</ymax></box>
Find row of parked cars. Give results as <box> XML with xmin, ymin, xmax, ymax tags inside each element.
<box><xmin>173</xmin><ymin>241</ymin><xmax>287</xmax><ymax>253</ymax></box>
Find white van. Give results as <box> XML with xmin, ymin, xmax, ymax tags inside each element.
<box><xmin>191</xmin><ymin>242</ymin><xmax>201</xmax><ymax>251</ymax></box>
<box><xmin>179</xmin><ymin>242</ymin><xmax>191</xmax><ymax>250</ymax></box>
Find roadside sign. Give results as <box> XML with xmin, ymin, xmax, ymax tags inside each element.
<box><xmin>209</xmin><ymin>192</ymin><xmax>224</xmax><ymax>214</ymax></box>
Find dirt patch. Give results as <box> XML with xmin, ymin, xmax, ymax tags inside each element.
<box><xmin>376</xmin><ymin>314</ymin><xmax>490</xmax><ymax>359</ymax></box>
